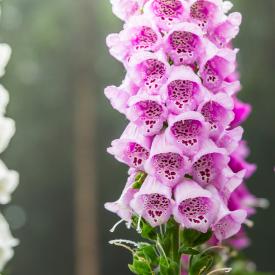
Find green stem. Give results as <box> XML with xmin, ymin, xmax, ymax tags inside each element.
<box><xmin>170</xmin><ymin>223</ymin><xmax>180</xmax><ymax>274</ymax></box>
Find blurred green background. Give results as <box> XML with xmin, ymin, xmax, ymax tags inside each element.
<box><xmin>0</xmin><ymin>0</ymin><xmax>274</xmax><ymax>274</ymax></box>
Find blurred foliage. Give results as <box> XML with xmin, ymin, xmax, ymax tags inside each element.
<box><xmin>0</xmin><ymin>0</ymin><xmax>272</xmax><ymax>274</ymax></box>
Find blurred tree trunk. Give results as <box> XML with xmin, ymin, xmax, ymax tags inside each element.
<box><xmin>73</xmin><ymin>0</ymin><xmax>99</xmax><ymax>275</ymax></box>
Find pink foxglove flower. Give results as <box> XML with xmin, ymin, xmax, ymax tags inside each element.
<box><xmin>105</xmin><ymin>171</ymin><xmax>138</xmax><ymax>222</ymax></box>
<box><xmin>126</xmin><ymin>94</ymin><xmax>168</xmax><ymax>136</ymax></box>
<box><xmin>107</xmin><ymin>15</ymin><xmax>162</xmax><ymax>63</ymax></box>
<box><xmin>191</xmin><ymin>142</ymin><xmax>229</xmax><ymax>187</ymax></box>
<box><xmin>107</xmin><ymin>123</ymin><xmax>152</xmax><ymax>169</ymax></box>
<box><xmin>131</xmin><ymin>175</ymin><xmax>173</xmax><ymax>227</ymax></box>
<box><xmin>200</xmin><ymin>47</ymin><xmax>239</xmax><ymax>94</ymax></box>
<box><xmin>211</xmin><ymin>187</ymin><xmax>247</xmax><ymax>241</ymax></box>
<box><xmin>173</xmin><ymin>179</ymin><xmax>218</xmax><ymax>233</ymax></box>
<box><xmin>144</xmin><ymin>0</ymin><xmax>189</xmax><ymax>31</ymax></box>
<box><xmin>166</xmin><ymin>111</ymin><xmax>208</xmax><ymax>156</ymax></box>
<box><xmin>145</xmin><ymin>132</ymin><xmax>189</xmax><ymax>186</ymax></box>
<box><xmin>105</xmin><ymin>0</ymin><xmax>266</xmax><ymax>273</ymax></box>
<box><xmin>110</xmin><ymin>0</ymin><xmax>148</xmax><ymax>21</ymax></box>
<box><xmin>198</xmin><ymin>92</ymin><xmax>234</xmax><ymax>139</ymax></box>
<box><xmin>160</xmin><ymin>65</ymin><xmax>205</xmax><ymax>114</ymax></box>
<box><xmin>164</xmin><ymin>22</ymin><xmax>205</xmax><ymax>65</ymax></box>
<box><xmin>128</xmin><ymin>51</ymin><xmax>170</xmax><ymax>93</ymax></box>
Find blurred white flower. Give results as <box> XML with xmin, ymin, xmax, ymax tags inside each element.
<box><xmin>0</xmin><ymin>213</ymin><xmax>18</xmax><ymax>272</ymax></box>
<box><xmin>0</xmin><ymin>85</ymin><xmax>9</xmax><ymax>115</ymax></box>
<box><xmin>0</xmin><ymin>160</ymin><xmax>19</xmax><ymax>204</ymax></box>
<box><xmin>0</xmin><ymin>117</ymin><xmax>15</xmax><ymax>154</ymax></box>
<box><xmin>0</xmin><ymin>44</ymin><xmax>11</xmax><ymax>77</ymax></box>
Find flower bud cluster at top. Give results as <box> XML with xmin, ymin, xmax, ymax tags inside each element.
<box><xmin>0</xmin><ymin>40</ymin><xmax>19</xmax><ymax>270</ymax></box>
<box><xmin>105</xmin><ymin>0</ymin><xmax>263</xmax><ymax>247</ymax></box>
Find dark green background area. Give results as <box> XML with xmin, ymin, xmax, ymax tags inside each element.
<box><xmin>0</xmin><ymin>0</ymin><xmax>274</xmax><ymax>274</ymax></box>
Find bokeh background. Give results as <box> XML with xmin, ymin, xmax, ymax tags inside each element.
<box><xmin>0</xmin><ymin>0</ymin><xmax>274</xmax><ymax>274</ymax></box>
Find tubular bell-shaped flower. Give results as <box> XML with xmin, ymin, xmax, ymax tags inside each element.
<box><xmin>209</xmin><ymin>12</ymin><xmax>242</xmax><ymax>48</ymax></box>
<box><xmin>229</xmin><ymin>141</ymin><xmax>256</xmax><ymax>179</ymax></box>
<box><xmin>200</xmin><ymin>47</ymin><xmax>239</xmax><ymax>94</ymax></box>
<box><xmin>166</xmin><ymin>111</ymin><xmax>208</xmax><ymax>156</ymax></box>
<box><xmin>191</xmin><ymin>141</ymin><xmax>229</xmax><ymax>187</ymax></box>
<box><xmin>145</xmin><ymin>132</ymin><xmax>189</xmax><ymax>186</ymax></box>
<box><xmin>126</xmin><ymin>94</ymin><xmax>168</xmax><ymax>136</ymax></box>
<box><xmin>198</xmin><ymin>92</ymin><xmax>234</xmax><ymax>139</ymax></box>
<box><xmin>210</xmin><ymin>186</ymin><xmax>247</xmax><ymax>241</ymax></box>
<box><xmin>173</xmin><ymin>179</ymin><xmax>219</xmax><ymax>233</ymax></box>
<box><xmin>105</xmin><ymin>171</ymin><xmax>138</xmax><ymax>222</ymax></box>
<box><xmin>128</xmin><ymin>51</ymin><xmax>170</xmax><ymax>93</ymax></box>
<box><xmin>104</xmin><ymin>76</ymin><xmax>139</xmax><ymax>114</ymax></box>
<box><xmin>131</xmin><ymin>175</ymin><xmax>173</xmax><ymax>227</ymax></box>
<box><xmin>161</xmin><ymin>65</ymin><xmax>205</xmax><ymax>114</ymax></box>
<box><xmin>144</xmin><ymin>0</ymin><xmax>189</xmax><ymax>31</ymax></box>
<box><xmin>107</xmin><ymin>15</ymin><xmax>162</xmax><ymax>63</ymax></box>
<box><xmin>164</xmin><ymin>22</ymin><xmax>205</xmax><ymax>65</ymax></box>
<box><xmin>189</xmin><ymin>0</ymin><xmax>227</xmax><ymax>32</ymax></box>
<box><xmin>107</xmin><ymin>123</ymin><xmax>152</xmax><ymax>169</ymax></box>
<box><xmin>110</xmin><ymin>0</ymin><xmax>148</xmax><ymax>21</ymax></box>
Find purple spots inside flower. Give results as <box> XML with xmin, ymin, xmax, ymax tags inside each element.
<box><xmin>128</xmin><ymin>142</ymin><xmax>149</xmax><ymax>168</ymax></box>
<box><xmin>132</xmin><ymin>26</ymin><xmax>158</xmax><ymax>50</ymax></box>
<box><xmin>152</xmin><ymin>0</ymin><xmax>184</xmax><ymax>20</ymax></box>
<box><xmin>201</xmin><ymin>101</ymin><xmax>226</xmax><ymax>130</ymax></box>
<box><xmin>152</xmin><ymin>152</ymin><xmax>184</xmax><ymax>185</ymax></box>
<box><xmin>213</xmin><ymin>214</ymin><xmax>241</xmax><ymax>240</ymax></box>
<box><xmin>179</xmin><ymin>197</ymin><xmax>210</xmax><ymax>224</ymax></box>
<box><xmin>171</xmin><ymin>120</ymin><xmax>202</xmax><ymax>147</ymax></box>
<box><xmin>169</xmin><ymin>31</ymin><xmax>200</xmax><ymax>64</ymax></box>
<box><xmin>168</xmin><ymin>80</ymin><xmax>198</xmax><ymax>110</ymax></box>
<box><xmin>143</xmin><ymin>193</ymin><xmax>170</xmax><ymax>224</ymax></box>
<box><xmin>141</xmin><ymin>59</ymin><xmax>166</xmax><ymax>90</ymax></box>
<box><xmin>193</xmin><ymin>153</ymin><xmax>216</xmax><ymax>185</ymax></box>
<box><xmin>190</xmin><ymin>1</ymin><xmax>215</xmax><ymax>29</ymax></box>
<box><xmin>202</xmin><ymin>58</ymin><xmax>223</xmax><ymax>91</ymax></box>
<box><xmin>135</xmin><ymin>100</ymin><xmax>164</xmax><ymax>134</ymax></box>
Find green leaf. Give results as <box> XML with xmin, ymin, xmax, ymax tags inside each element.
<box><xmin>178</xmin><ymin>246</ymin><xmax>199</xmax><ymax>255</ymax></box>
<box><xmin>192</xmin><ymin>230</ymin><xmax>213</xmax><ymax>247</ymax></box>
<box><xmin>182</xmin><ymin>229</ymin><xmax>212</xmax><ymax>247</ymax></box>
<box><xmin>190</xmin><ymin>254</ymin><xmax>214</xmax><ymax>275</ymax></box>
<box><xmin>141</xmin><ymin>222</ymin><xmax>157</xmax><ymax>240</ymax></box>
<box><xmin>139</xmin><ymin>244</ymin><xmax>158</xmax><ymax>267</ymax></box>
<box><xmin>128</xmin><ymin>256</ymin><xmax>153</xmax><ymax>275</ymax></box>
<box><xmin>159</xmin><ymin>257</ymin><xmax>178</xmax><ymax>275</ymax></box>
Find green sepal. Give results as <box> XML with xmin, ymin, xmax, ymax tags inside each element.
<box><xmin>129</xmin><ymin>244</ymin><xmax>157</xmax><ymax>275</ymax></box>
<box><xmin>132</xmin><ymin>172</ymin><xmax>147</xmax><ymax>189</ymax></box>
